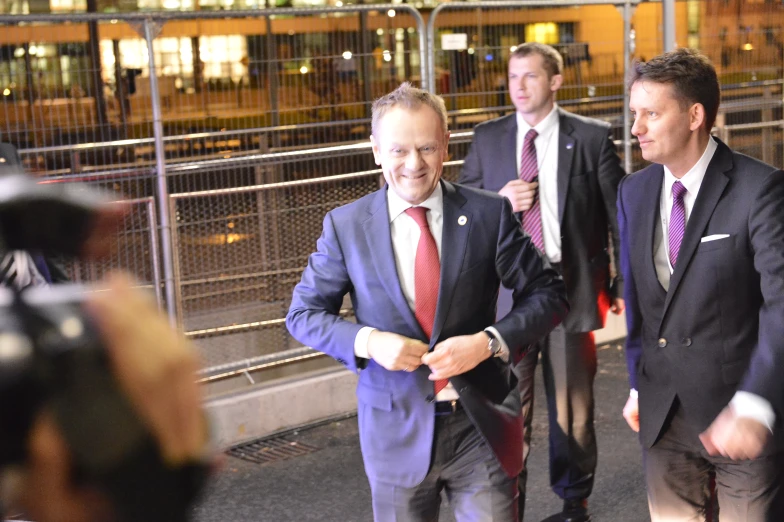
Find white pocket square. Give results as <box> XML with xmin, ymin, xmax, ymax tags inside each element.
<box><xmin>700</xmin><ymin>234</ymin><xmax>730</xmax><ymax>243</ymax></box>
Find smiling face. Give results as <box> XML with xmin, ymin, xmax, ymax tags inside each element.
<box><xmin>371</xmin><ymin>105</ymin><xmax>450</xmax><ymax>205</ymax></box>
<box><xmin>508</xmin><ymin>53</ymin><xmax>563</xmax><ymax>126</ymax></box>
<box><xmin>629</xmin><ymin>80</ymin><xmax>706</xmax><ymax>176</ymax></box>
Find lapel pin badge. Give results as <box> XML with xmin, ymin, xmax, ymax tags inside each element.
<box><xmin>566</xmin><ymin>142</ymin><xmax>574</xmax><ymax>150</ymax></box>
<box><xmin>458</xmin><ymin>215</ymin><xmax>468</xmax><ymax>226</ymax></box>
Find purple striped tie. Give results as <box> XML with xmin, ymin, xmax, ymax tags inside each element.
<box><xmin>669</xmin><ymin>181</ymin><xmax>687</xmax><ymax>267</ymax></box>
<box><xmin>519</xmin><ymin>128</ymin><xmax>544</xmax><ymax>251</ymax></box>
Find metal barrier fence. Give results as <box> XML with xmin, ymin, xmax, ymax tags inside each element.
<box><xmin>2</xmin><ymin>1</ymin><xmax>784</xmax><ymax>396</ymax></box>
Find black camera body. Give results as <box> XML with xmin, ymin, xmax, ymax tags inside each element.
<box><xmin>0</xmin><ymin>174</ymin><xmax>207</xmax><ymax>521</ymax></box>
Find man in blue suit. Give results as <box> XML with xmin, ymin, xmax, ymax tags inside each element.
<box><xmin>287</xmin><ymin>83</ymin><xmax>568</xmax><ymax>521</ymax></box>
<box><xmin>619</xmin><ymin>48</ymin><xmax>784</xmax><ymax>521</ymax></box>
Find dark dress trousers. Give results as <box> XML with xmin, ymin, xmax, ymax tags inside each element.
<box><xmin>459</xmin><ymin>109</ymin><xmax>624</xmax><ymax>508</ymax></box>
<box><xmin>618</xmin><ymin>139</ymin><xmax>784</xmax><ymax>520</ymax></box>
<box><xmin>286</xmin><ymin>181</ymin><xmax>568</xmax><ymax>515</ymax></box>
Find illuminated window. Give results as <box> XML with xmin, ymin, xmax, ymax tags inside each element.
<box><xmin>525</xmin><ymin>23</ymin><xmax>559</xmax><ymax>45</ymax></box>
<box><xmin>49</xmin><ymin>0</ymin><xmax>87</xmax><ymax>11</ymax></box>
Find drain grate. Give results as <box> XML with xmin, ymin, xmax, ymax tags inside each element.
<box><xmin>227</xmin><ymin>437</ymin><xmax>321</xmax><ymax>465</ymax></box>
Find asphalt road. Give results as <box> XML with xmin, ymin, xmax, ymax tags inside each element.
<box><xmin>193</xmin><ymin>341</ymin><xmax>650</xmax><ymax>522</ymax></box>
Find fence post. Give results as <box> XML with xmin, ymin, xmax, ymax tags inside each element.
<box><xmin>144</xmin><ymin>17</ymin><xmax>178</xmax><ymax>327</ymax></box>
<box><xmin>264</xmin><ymin>6</ymin><xmax>281</xmax><ymax>149</ymax></box>
<box><xmin>622</xmin><ymin>0</ymin><xmax>633</xmax><ymax>175</ymax></box>
<box><xmin>762</xmin><ymin>86</ymin><xmax>773</xmax><ymax>165</ymax></box>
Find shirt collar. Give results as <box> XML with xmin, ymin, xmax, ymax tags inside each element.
<box><xmin>663</xmin><ymin>136</ymin><xmax>718</xmax><ymax>198</ymax></box>
<box><xmin>516</xmin><ymin>104</ymin><xmax>559</xmax><ymax>137</ymax></box>
<box><xmin>387</xmin><ymin>182</ymin><xmax>444</xmax><ymax>223</ymax></box>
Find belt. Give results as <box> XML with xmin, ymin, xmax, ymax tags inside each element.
<box><xmin>434</xmin><ymin>399</ymin><xmax>464</xmax><ymax>416</ymax></box>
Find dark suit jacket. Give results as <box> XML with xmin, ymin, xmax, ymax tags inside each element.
<box><xmin>286</xmin><ymin>180</ymin><xmax>568</xmax><ymax>487</ymax></box>
<box><xmin>459</xmin><ymin>108</ymin><xmax>624</xmax><ymax>332</ymax></box>
<box><xmin>618</xmin><ymin>139</ymin><xmax>784</xmax><ymax>448</ymax></box>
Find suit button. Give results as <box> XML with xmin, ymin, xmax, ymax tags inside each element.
<box><xmin>425</xmin><ymin>394</ymin><xmax>435</xmax><ymax>403</ymax></box>
<box><xmin>658</xmin><ymin>338</ymin><xmax>667</xmax><ymax>348</ymax></box>
<box><xmin>682</xmin><ymin>337</ymin><xmax>693</xmax><ymax>347</ymax></box>
<box><xmin>336</xmin><ymin>357</ymin><xmax>346</xmax><ymax>364</ymax></box>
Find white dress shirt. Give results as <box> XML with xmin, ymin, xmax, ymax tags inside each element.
<box><xmin>648</xmin><ymin>137</ymin><xmax>774</xmax><ymax>429</ymax></box>
<box><xmin>516</xmin><ymin>106</ymin><xmax>562</xmax><ymax>262</ymax></box>
<box><xmin>353</xmin><ymin>184</ymin><xmax>509</xmax><ymax>401</ymax></box>
<box><xmin>654</xmin><ymin>137</ymin><xmax>717</xmax><ymax>290</ymax></box>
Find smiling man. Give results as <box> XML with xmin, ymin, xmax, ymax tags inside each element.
<box><xmin>619</xmin><ymin>48</ymin><xmax>784</xmax><ymax>521</ymax></box>
<box><xmin>287</xmin><ymin>83</ymin><xmax>568</xmax><ymax>521</ymax></box>
<box><xmin>459</xmin><ymin>43</ymin><xmax>625</xmax><ymax>522</ymax></box>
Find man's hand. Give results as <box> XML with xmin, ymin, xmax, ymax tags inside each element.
<box><xmin>699</xmin><ymin>405</ymin><xmax>771</xmax><ymax>460</ymax></box>
<box><xmin>86</xmin><ymin>271</ymin><xmax>207</xmax><ymax>465</ymax></box>
<box><xmin>498</xmin><ymin>179</ymin><xmax>538</xmax><ymax>213</ymax></box>
<box><xmin>623</xmin><ymin>394</ymin><xmax>640</xmax><ymax>432</ymax></box>
<box><xmin>422</xmin><ymin>333</ymin><xmax>491</xmax><ymax>381</ymax></box>
<box><xmin>610</xmin><ymin>297</ymin><xmax>625</xmax><ymax>315</ymax></box>
<box><xmin>367</xmin><ymin>330</ymin><xmax>429</xmax><ymax>372</ymax></box>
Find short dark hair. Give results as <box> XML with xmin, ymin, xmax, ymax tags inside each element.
<box><xmin>510</xmin><ymin>42</ymin><xmax>563</xmax><ymax>78</ymax></box>
<box><xmin>629</xmin><ymin>48</ymin><xmax>720</xmax><ymax>131</ymax></box>
<box><xmin>371</xmin><ymin>82</ymin><xmax>448</xmax><ymax>137</ymax></box>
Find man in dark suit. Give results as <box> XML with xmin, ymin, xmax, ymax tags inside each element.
<box><xmin>459</xmin><ymin>43</ymin><xmax>625</xmax><ymax>522</ymax></box>
<box><xmin>619</xmin><ymin>48</ymin><xmax>784</xmax><ymax>521</ymax></box>
<box><xmin>287</xmin><ymin>83</ymin><xmax>568</xmax><ymax>521</ymax></box>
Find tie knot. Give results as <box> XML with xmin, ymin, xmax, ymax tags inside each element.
<box><xmin>405</xmin><ymin>206</ymin><xmax>430</xmax><ymax>228</ymax></box>
<box><xmin>525</xmin><ymin>128</ymin><xmax>538</xmax><ymax>142</ymax></box>
<box><xmin>672</xmin><ymin>181</ymin><xmax>687</xmax><ymax>201</ymax></box>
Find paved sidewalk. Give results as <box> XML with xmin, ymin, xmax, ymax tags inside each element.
<box><xmin>193</xmin><ymin>342</ymin><xmax>650</xmax><ymax>522</ymax></box>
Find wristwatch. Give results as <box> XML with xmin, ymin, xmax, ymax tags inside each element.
<box><xmin>485</xmin><ymin>330</ymin><xmax>503</xmax><ymax>357</ymax></box>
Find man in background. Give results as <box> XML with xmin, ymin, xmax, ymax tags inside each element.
<box><xmin>459</xmin><ymin>43</ymin><xmax>625</xmax><ymax>522</ymax></box>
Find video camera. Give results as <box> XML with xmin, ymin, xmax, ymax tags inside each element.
<box><xmin>0</xmin><ymin>173</ymin><xmax>207</xmax><ymax>522</ymax></box>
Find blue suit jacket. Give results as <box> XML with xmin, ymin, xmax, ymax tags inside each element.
<box><xmin>618</xmin><ymin>140</ymin><xmax>784</xmax><ymax>448</ymax></box>
<box><xmin>287</xmin><ymin>180</ymin><xmax>568</xmax><ymax>486</ymax></box>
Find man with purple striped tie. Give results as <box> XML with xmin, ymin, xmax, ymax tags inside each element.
<box><xmin>460</xmin><ymin>43</ymin><xmax>625</xmax><ymax>522</ymax></box>
<box><xmin>620</xmin><ymin>48</ymin><xmax>784</xmax><ymax>521</ymax></box>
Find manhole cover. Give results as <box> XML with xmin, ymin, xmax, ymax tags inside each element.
<box><xmin>227</xmin><ymin>437</ymin><xmax>320</xmax><ymax>465</ymax></box>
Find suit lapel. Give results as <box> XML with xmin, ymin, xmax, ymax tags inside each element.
<box><xmin>430</xmin><ymin>181</ymin><xmax>471</xmax><ymax>346</ymax></box>
<box><xmin>362</xmin><ymin>188</ymin><xmax>425</xmax><ymax>338</ymax></box>
<box><xmin>640</xmin><ymin>165</ymin><xmax>667</xmax><ymax>297</ymax></box>
<box><xmin>660</xmin><ymin>143</ymin><xmax>732</xmax><ymax>322</ymax></box>
<box><xmin>502</xmin><ymin>114</ymin><xmax>518</xmax><ymax>181</ymax></box>
<box><xmin>557</xmin><ymin>109</ymin><xmax>575</xmax><ymax>225</ymax></box>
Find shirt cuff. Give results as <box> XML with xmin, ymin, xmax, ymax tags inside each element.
<box><xmin>484</xmin><ymin>326</ymin><xmax>510</xmax><ymax>363</ymax></box>
<box><xmin>629</xmin><ymin>389</ymin><xmax>638</xmax><ymax>399</ymax></box>
<box><xmin>354</xmin><ymin>326</ymin><xmax>376</xmax><ymax>359</ymax></box>
<box><xmin>731</xmin><ymin>391</ymin><xmax>775</xmax><ymax>432</ymax></box>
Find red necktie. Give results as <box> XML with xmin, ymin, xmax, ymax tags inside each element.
<box><xmin>519</xmin><ymin>128</ymin><xmax>544</xmax><ymax>251</ymax></box>
<box><xmin>405</xmin><ymin>207</ymin><xmax>448</xmax><ymax>394</ymax></box>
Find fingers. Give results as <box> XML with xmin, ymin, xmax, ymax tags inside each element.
<box><xmin>500</xmin><ymin>181</ymin><xmax>539</xmax><ymax>212</ymax></box>
<box><xmin>367</xmin><ymin>331</ymin><xmax>428</xmax><ymax>372</ymax></box>
<box><xmin>622</xmin><ymin>410</ymin><xmax>640</xmax><ymax>432</ymax></box>
<box><xmin>622</xmin><ymin>396</ymin><xmax>640</xmax><ymax>432</ymax></box>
